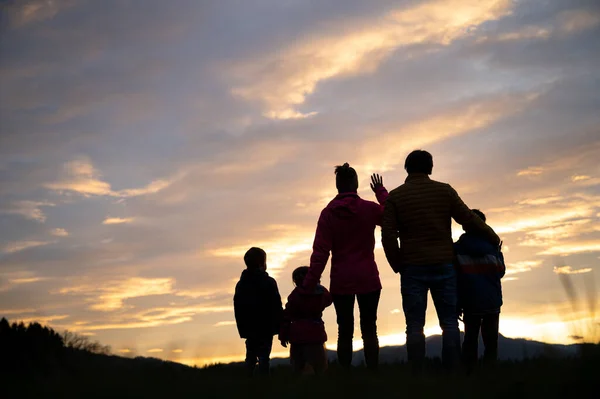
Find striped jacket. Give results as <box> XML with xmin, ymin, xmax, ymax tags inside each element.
<box><xmin>381</xmin><ymin>174</ymin><xmax>500</xmax><ymax>271</ymax></box>
<box><xmin>455</xmin><ymin>232</ymin><xmax>505</xmax><ymax>315</ymax></box>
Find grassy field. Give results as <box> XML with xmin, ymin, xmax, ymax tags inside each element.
<box><xmin>5</xmin><ymin>349</ymin><xmax>599</xmax><ymax>399</ymax></box>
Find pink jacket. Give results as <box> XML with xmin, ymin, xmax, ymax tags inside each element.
<box><xmin>304</xmin><ymin>186</ymin><xmax>389</xmax><ymax>295</ymax></box>
<box><xmin>279</xmin><ymin>285</ymin><xmax>333</xmax><ymax>345</ymax></box>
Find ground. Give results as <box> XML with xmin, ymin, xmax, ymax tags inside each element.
<box><xmin>5</xmin><ymin>351</ymin><xmax>599</xmax><ymax>399</ymax></box>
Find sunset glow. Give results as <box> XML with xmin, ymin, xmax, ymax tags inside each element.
<box><xmin>0</xmin><ymin>0</ymin><xmax>598</xmax><ymax>365</ymax></box>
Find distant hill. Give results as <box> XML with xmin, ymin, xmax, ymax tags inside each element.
<box><xmin>2</xmin><ymin>318</ymin><xmax>598</xmax><ymax>398</ymax></box>
<box><xmin>269</xmin><ymin>334</ymin><xmax>578</xmax><ymax>367</ymax></box>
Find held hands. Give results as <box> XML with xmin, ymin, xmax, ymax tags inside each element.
<box><xmin>370</xmin><ymin>173</ymin><xmax>383</xmax><ymax>193</ymax></box>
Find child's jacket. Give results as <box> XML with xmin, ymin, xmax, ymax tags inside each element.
<box><xmin>279</xmin><ymin>285</ymin><xmax>333</xmax><ymax>345</ymax></box>
<box><xmin>454</xmin><ymin>232</ymin><xmax>505</xmax><ymax>315</ymax></box>
<box><xmin>234</xmin><ymin>269</ymin><xmax>283</xmax><ymax>339</ymax></box>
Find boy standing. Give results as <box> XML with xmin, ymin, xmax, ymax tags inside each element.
<box><xmin>234</xmin><ymin>247</ymin><xmax>283</xmax><ymax>376</ymax></box>
<box><xmin>454</xmin><ymin>210</ymin><xmax>505</xmax><ymax>373</ymax></box>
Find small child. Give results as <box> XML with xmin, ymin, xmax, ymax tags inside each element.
<box><xmin>234</xmin><ymin>247</ymin><xmax>283</xmax><ymax>376</ymax></box>
<box><xmin>455</xmin><ymin>209</ymin><xmax>505</xmax><ymax>373</ymax></box>
<box><xmin>279</xmin><ymin>266</ymin><xmax>333</xmax><ymax>375</ymax></box>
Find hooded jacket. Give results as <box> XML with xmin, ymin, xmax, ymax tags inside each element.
<box><xmin>279</xmin><ymin>285</ymin><xmax>333</xmax><ymax>345</ymax></box>
<box><xmin>234</xmin><ymin>269</ymin><xmax>283</xmax><ymax>339</ymax></box>
<box><xmin>304</xmin><ymin>186</ymin><xmax>388</xmax><ymax>295</ymax></box>
<box><xmin>454</xmin><ymin>232</ymin><xmax>505</xmax><ymax>315</ymax></box>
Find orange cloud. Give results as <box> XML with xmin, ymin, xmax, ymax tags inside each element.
<box><xmin>209</xmin><ymin>225</ymin><xmax>314</xmax><ymax>276</ymax></box>
<box><xmin>45</xmin><ymin>156</ymin><xmax>176</xmax><ymax>199</ymax></box>
<box><xmin>58</xmin><ymin>277</ymin><xmax>176</xmax><ymax>311</ymax></box>
<box><xmin>102</xmin><ymin>217</ymin><xmax>134</xmax><ymax>225</ymax></box>
<box><xmin>50</xmin><ymin>228</ymin><xmax>69</xmax><ymax>237</ymax></box>
<box><xmin>1</xmin><ymin>200</ymin><xmax>55</xmax><ymax>222</ymax></box>
<box><xmin>1</xmin><ymin>240</ymin><xmax>53</xmax><ymax>254</ymax></box>
<box><xmin>553</xmin><ymin>266</ymin><xmax>593</xmax><ymax>275</ymax></box>
<box><xmin>231</xmin><ymin>0</ymin><xmax>513</xmax><ymax>118</ymax></box>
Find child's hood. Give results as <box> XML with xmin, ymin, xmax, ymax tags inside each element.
<box><xmin>240</xmin><ymin>269</ymin><xmax>269</xmax><ymax>281</ymax></box>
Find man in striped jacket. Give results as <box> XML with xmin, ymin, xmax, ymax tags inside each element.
<box><xmin>381</xmin><ymin>150</ymin><xmax>500</xmax><ymax>373</ymax></box>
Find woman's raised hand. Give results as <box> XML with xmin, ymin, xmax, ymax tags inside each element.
<box><xmin>370</xmin><ymin>173</ymin><xmax>383</xmax><ymax>192</ymax></box>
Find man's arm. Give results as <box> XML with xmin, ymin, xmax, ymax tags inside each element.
<box><xmin>381</xmin><ymin>198</ymin><xmax>402</xmax><ymax>273</ymax></box>
<box><xmin>448</xmin><ymin>186</ymin><xmax>500</xmax><ymax>246</ymax></box>
<box><xmin>303</xmin><ymin>210</ymin><xmax>333</xmax><ymax>291</ymax></box>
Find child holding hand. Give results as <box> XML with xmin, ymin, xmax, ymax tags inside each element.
<box><xmin>279</xmin><ymin>266</ymin><xmax>332</xmax><ymax>375</ymax></box>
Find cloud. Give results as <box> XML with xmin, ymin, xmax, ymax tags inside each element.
<box><xmin>147</xmin><ymin>348</ymin><xmax>163</xmax><ymax>353</ymax></box>
<box><xmin>13</xmin><ymin>315</ymin><xmax>70</xmax><ymax>325</ymax></box>
<box><xmin>50</xmin><ymin>228</ymin><xmax>69</xmax><ymax>237</ymax></box>
<box><xmin>477</xmin><ymin>8</ymin><xmax>600</xmax><ymax>44</ymax></box>
<box><xmin>57</xmin><ymin>277</ymin><xmax>176</xmax><ymax>311</ymax></box>
<box><xmin>9</xmin><ymin>277</ymin><xmax>47</xmax><ymax>284</ymax></box>
<box><xmin>209</xmin><ymin>225</ymin><xmax>314</xmax><ymax>276</ymax></box>
<box><xmin>2</xmin><ymin>0</ymin><xmax>77</xmax><ymax>28</ymax></box>
<box><xmin>540</xmin><ymin>242</ymin><xmax>600</xmax><ymax>256</ymax></box>
<box><xmin>231</xmin><ymin>0</ymin><xmax>513</xmax><ymax>118</ymax></box>
<box><xmin>553</xmin><ymin>266</ymin><xmax>593</xmax><ymax>275</ymax></box>
<box><xmin>0</xmin><ymin>0</ymin><xmax>599</xmax><ymax>360</ymax></box>
<box><xmin>214</xmin><ymin>321</ymin><xmax>236</xmax><ymax>327</ymax></box>
<box><xmin>1</xmin><ymin>240</ymin><xmax>53</xmax><ymax>254</ymax></box>
<box><xmin>571</xmin><ymin>175</ymin><xmax>591</xmax><ymax>182</ymax></box>
<box><xmin>0</xmin><ymin>200</ymin><xmax>55</xmax><ymax>222</ymax></box>
<box><xmin>102</xmin><ymin>217</ymin><xmax>134</xmax><ymax>225</ymax></box>
<box><xmin>57</xmin><ymin>305</ymin><xmax>233</xmax><ymax>332</ymax></box>
<box><xmin>517</xmin><ymin>167</ymin><xmax>544</xmax><ymax>177</ymax></box>
<box><xmin>506</xmin><ymin>260</ymin><xmax>543</xmax><ymax>275</ymax></box>
<box><xmin>44</xmin><ymin>157</ymin><xmax>176</xmax><ymax>199</ymax></box>
<box><xmin>0</xmin><ymin>308</ymin><xmax>36</xmax><ymax>316</ymax></box>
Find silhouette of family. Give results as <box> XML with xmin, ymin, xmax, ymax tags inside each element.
<box><xmin>234</xmin><ymin>150</ymin><xmax>505</xmax><ymax>377</ymax></box>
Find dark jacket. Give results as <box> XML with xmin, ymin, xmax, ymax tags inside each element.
<box><xmin>234</xmin><ymin>269</ymin><xmax>283</xmax><ymax>339</ymax></box>
<box><xmin>454</xmin><ymin>232</ymin><xmax>505</xmax><ymax>315</ymax></box>
<box><xmin>279</xmin><ymin>285</ymin><xmax>333</xmax><ymax>345</ymax></box>
<box><xmin>305</xmin><ymin>186</ymin><xmax>388</xmax><ymax>295</ymax></box>
<box><xmin>382</xmin><ymin>174</ymin><xmax>500</xmax><ymax>270</ymax></box>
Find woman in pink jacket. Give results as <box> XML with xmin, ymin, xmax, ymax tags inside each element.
<box><xmin>303</xmin><ymin>163</ymin><xmax>388</xmax><ymax>370</ymax></box>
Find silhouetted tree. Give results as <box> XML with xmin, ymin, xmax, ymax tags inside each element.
<box><xmin>63</xmin><ymin>330</ymin><xmax>111</xmax><ymax>355</ymax></box>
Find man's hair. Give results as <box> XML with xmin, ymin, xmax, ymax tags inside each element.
<box><xmin>335</xmin><ymin>163</ymin><xmax>358</xmax><ymax>192</ymax></box>
<box><xmin>292</xmin><ymin>266</ymin><xmax>310</xmax><ymax>286</ymax></box>
<box><xmin>404</xmin><ymin>150</ymin><xmax>433</xmax><ymax>175</ymax></box>
<box><xmin>472</xmin><ymin>209</ymin><xmax>486</xmax><ymax>222</ymax></box>
<box><xmin>244</xmin><ymin>247</ymin><xmax>266</xmax><ymax>270</ymax></box>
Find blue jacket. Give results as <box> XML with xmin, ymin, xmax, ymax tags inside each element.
<box><xmin>454</xmin><ymin>232</ymin><xmax>505</xmax><ymax>315</ymax></box>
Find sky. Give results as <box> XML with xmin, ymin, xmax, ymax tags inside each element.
<box><xmin>1</xmin><ymin>0</ymin><xmax>599</xmax><ymax>366</ymax></box>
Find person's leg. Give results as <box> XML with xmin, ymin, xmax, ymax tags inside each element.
<box><xmin>302</xmin><ymin>343</ymin><xmax>326</xmax><ymax>375</ymax></box>
<box><xmin>430</xmin><ymin>264</ymin><xmax>461</xmax><ymax>370</ymax></box>
<box><xmin>311</xmin><ymin>344</ymin><xmax>328</xmax><ymax>375</ymax></box>
<box><xmin>332</xmin><ymin>294</ymin><xmax>356</xmax><ymax>368</ymax></box>
<box><xmin>256</xmin><ymin>337</ymin><xmax>273</xmax><ymax>375</ymax></box>
<box><xmin>245</xmin><ymin>338</ymin><xmax>258</xmax><ymax>377</ymax></box>
<box><xmin>357</xmin><ymin>289</ymin><xmax>381</xmax><ymax>370</ymax></box>
<box><xmin>461</xmin><ymin>314</ymin><xmax>482</xmax><ymax>374</ymax></box>
<box><xmin>401</xmin><ymin>268</ymin><xmax>429</xmax><ymax>374</ymax></box>
<box><xmin>290</xmin><ymin>343</ymin><xmax>305</xmax><ymax>374</ymax></box>
<box><xmin>481</xmin><ymin>313</ymin><xmax>500</xmax><ymax>366</ymax></box>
